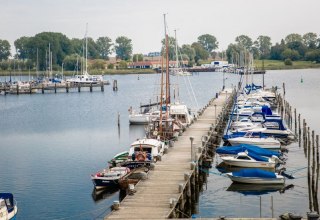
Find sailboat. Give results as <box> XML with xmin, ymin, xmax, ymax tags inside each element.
<box><xmin>170</xmin><ymin>30</ymin><xmax>191</xmax><ymax>76</ymax></box>
<box><xmin>67</xmin><ymin>24</ymin><xmax>104</xmax><ymax>85</ymax></box>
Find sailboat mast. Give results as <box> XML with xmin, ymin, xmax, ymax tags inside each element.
<box><xmin>174</xmin><ymin>29</ymin><xmax>178</xmax><ymax>68</ymax></box>
<box><xmin>85</xmin><ymin>23</ymin><xmax>88</xmax><ymax>74</ymax></box>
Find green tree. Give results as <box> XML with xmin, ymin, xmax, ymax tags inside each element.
<box><xmin>132</xmin><ymin>54</ymin><xmax>143</xmax><ymax>62</ymax></box>
<box><xmin>254</xmin><ymin>35</ymin><xmax>272</xmax><ymax>59</ymax></box>
<box><xmin>281</xmin><ymin>48</ymin><xmax>300</xmax><ymax>61</ymax></box>
<box><xmin>305</xmin><ymin>49</ymin><xmax>320</xmax><ymax>63</ymax></box>
<box><xmin>118</xmin><ymin>60</ymin><xmax>127</xmax><ymax>69</ymax></box>
<box><xmin>0</xmin><ymin>39</ymin><xmax>11</xmax><ymax>60</ymax></box>
<box><xmin>191</xmin><ymin>42</ymin><xmax>209</xmax><ymax>64</ymax></box>
<box><xmin>90</xmin><ymin>59</ymin><xmax>105</xmax><ymax>70</ymax></box>
<box><xmin>197</xmin><ymin>34</ymin><xmax>219</xmax><ymax>53</ymax></box>
<box><xmin>115</xmin><ymin>36</ymin><xmax>133</xmax><ymax>61</ymax></box>
<box><xmin>235</xmin><ymin>35</ymin><xmax>253</xmax><ymax>50</ymax></box>
<box><xmin>181</xmin><ymin>44</ymin><xmax>196</xmax><ymax>62</ymax></box>
<box><xmin>270</xmin><ymin>40</ymin><xmax>286</xmax><ymax>60</ymax></box>
<box><xmin>161</xmin><ymin>36</ymin><xmax>176</xmax><ymax>60</ymax></box>
<box><xmin>0</xmin><ymin>60</ymin><xmax>9</xmax><ymax>70</ymax></box>
<box><xmin>303</xmin><ymin>32</ymin><xmax>318</xmax><ymax>49</ymax></box>
<box><xmin>96</xmin><ymin>36</ymin><xmax>112</xmax><ymax>59</ymax></box>
<box><xmin>226</xmin><ymin>43</ymin><xmax>241</xmax><ymax>63</ymax></box>
<box><xmin>63</xmin><ymin>54</ymin><xmax>81</xmax><ymax>71</ymax></box>
<box><xmin>285</xmin><ymin>33</ymin><xmax>303</xmax><ymax>44</ymax></box>
<box><xmin>70</xmin><ymin>38</ymin><xmax>83</xmax><ymax>55</ymax></box>
<box><xmin>14</xmin><ymin>37</ymin><xmax>31</xmax><ymax>60</ymax></box>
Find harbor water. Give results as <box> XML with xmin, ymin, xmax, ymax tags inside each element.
<box><xmin>0</xmin><ymin>69</ymin><xmax>319</xmax><ymax>219</ymax></box>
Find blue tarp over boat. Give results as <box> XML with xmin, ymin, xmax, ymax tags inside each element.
<box><xmin>232</xmin><ymin>168</ymin><xmax>276</xmax><ymax>178</ymax></box>
<box><xmin>216</xmin><ymin>144</ymin><xmax>280</xmax><ymax>157</ymax></box>
<box><xmin>247</xmin><ymin>151</ymin><xmax>269</xmax><ymax>162</ymax></box>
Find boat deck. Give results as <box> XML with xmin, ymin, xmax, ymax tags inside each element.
<box><xmin>105</xmin><ymin>90</ymin><xmax>233</xmax><ymax>219</ymax></box>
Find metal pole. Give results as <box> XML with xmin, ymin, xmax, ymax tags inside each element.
<box><xmin>260</xmin><ymin>196</ymin><xmax>262</xmax><ymax>218</ymax></box>
<box><xmin>271</xmin><ymin>195</ymin><xmax>274</xmax><ymax>218</ymax></box>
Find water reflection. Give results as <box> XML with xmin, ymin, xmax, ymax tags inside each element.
<box><xmin>227</xmin><ymin>183</ymin><xmax>284</xmax><ymax>196</ymax></box>
<box><xmin>91</xmin><ymin>188</ymin><xmax>126</xmax><ymax>203</ymax></box>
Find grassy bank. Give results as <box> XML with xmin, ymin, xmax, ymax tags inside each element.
<box><xmin>254</xmin><ymin>60</ymin><xmax>320</xmax><ymax>70</ymax></box>
<box><xmin>0</xmin><ymin>68</ymin><xmax>156</xmax><ymax>76</ymax></box>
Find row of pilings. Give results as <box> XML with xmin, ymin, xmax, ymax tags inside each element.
<box><xmin>276</xmin><ymin>84</ymin><xmax>319</xmax><ymax>214</ymax></box>
<box><xmin>169</xmin><ymin>89</ymin><xmax>236</xmax><ymax>218</ymax></box>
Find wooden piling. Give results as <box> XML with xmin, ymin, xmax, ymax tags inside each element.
<box><xmin>101</xmin><ymin>82</ymin><xmax>104</xmax><ymax>92</ymax></box>
<box><xmin>78</xmin><ymin>83</ymin><xmax>81</xmax><ymax>92</ymax></box>
<box><xmin>42</xmin><ymin>83</ymin><xmax>44</xmax><ymax>94</ymax></box>
<box><xmin>294</xmin><ymin>108</ymin><xmax>297</xmax><ymax>135</ymax></box>
<box><xmin>29</xmin><ymin>83</ymin><xmax>32</xmax><ymax>94</ymax></box>
<box><xmin>54</xmin><ymin>83</ymin><xmax>57</xmax><ymax>93</ymax></box>
<box><xmin>307</xmin><ymin>126</ymin><xmax>313</xmax><ymax>211</ymax></box>
<box><xmin>315</xmin><ymin>135</ymin><xmax>319</xmax><ymax>212</ymax></box>
<box><xmin>90</xmin><ymin>83</ymin><xmax>93</xmax><ymax>92</ymax></box>
<box><xmin>16</xmin><ymin>84</ymin><xmax>19</xmax><ymax>95</ymax></box>
<box><xmin>66</xmin><ymin>83</ymin><xmax>69</xmax><ymax>93</ymax></box>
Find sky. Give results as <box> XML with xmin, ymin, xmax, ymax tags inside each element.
<box><xmin>1</xmin><ymin>0</ymin><xmax>320</xmax><ymax>55</ymax></box>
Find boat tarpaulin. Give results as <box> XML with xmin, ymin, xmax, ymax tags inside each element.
<box><xmin>232</xmin><ymin>168</ymin><xmax>276</xmax><ymax>178</ymax></box>
<box><xmin>216</xmin><ymin>144</ymin><xmax>280</xmax><ymax>157</ymax></box>
<box><xmin>247</xmin><ymin>151</ymin><xmax>269</xmax><ymax>162</ymax></box>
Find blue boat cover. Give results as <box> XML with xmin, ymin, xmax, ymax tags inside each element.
<box><xmin>216</xmin><ymin>144</ymin><xmax>280</xmax><ymax>157</ymax></box>
<box><xmin>232</xmin><ymin>168</ymin><xmax>276</xmax><ymax>178</ymax></box>
<box><xmin>224</xmin><ymin>132</ymin><xmax>267</xmax><ymax>140</ymax></box>
<box><xmin>0</xmin><ymin>193</ymin><xmax>14</xmax><ymax>212</ymax></box>
<box><xmin>247</xmin><ymin>151</ymin><xmax>269</xmax><ymax>162</ymax></box>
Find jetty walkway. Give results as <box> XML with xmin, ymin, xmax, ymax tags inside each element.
<box><xmin>105</xmin><ymin>89</ymin><xmax>235</xmax><ymax>219</ymax></box>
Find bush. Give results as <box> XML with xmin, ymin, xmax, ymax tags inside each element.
<box><xmin>284</xmin><ymin>58</ymin><xmax>293</xmax><ymax>65</ymax></box>
<box><xmin>107</xmin><ymin>63</ymin><xmax>114</xmax><ymax>69</ymax></box>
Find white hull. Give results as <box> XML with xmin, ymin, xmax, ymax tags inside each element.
<box><xmin>228</xmin><ymin>138</ymin><xmax>281</xmax><ymax>150</ymax></box>
<box><xmin>129</xmin><ymin>114</ymin><xmax>150</xmax><ymax>124</ymax></box>
<box><xmin>226</xmin><ymin>173</ymin><xmax>285</xmax><ymax>184</ymax></box>
<box><xmin>221</xmin><ymin>158</ymin><xmax>275</xmax><ymax>168</ymax></box>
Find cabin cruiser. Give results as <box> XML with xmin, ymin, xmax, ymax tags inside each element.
<box><xmin>169</xmin><ymin>102</ymin><xmax>194</xmax><ymax>127</ymax></box>
<box><xmin>220</xmin><ymin>151</ymin><xmax>280</xmax><ymax>168</ymax></box>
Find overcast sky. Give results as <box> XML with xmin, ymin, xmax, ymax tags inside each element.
<box><xmin>1</xmin><ymin>0</ymin><xmax>320</xmax><ymax>55</ymax></box>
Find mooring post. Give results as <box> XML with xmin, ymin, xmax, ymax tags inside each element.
<box><xmin>315</xmin><ymin>135</ymin><xmax>319</xmax><ymax>212</ymax></box>
<box><xmin>66</xmin><ymin>83</ymin><xmax>69</xmax><ymax>93</ymax></box>
<box><xmin>42</xmin><ymin>83</ymin><xmax>44</xmax><ymax>94</ymax></box>
<box><xmin>16</xmin><ymin>84</ymin><xmax>19</xmax><ymax>95</ymax></box>
<box><xmin>90</xmin><ymin>83</ymin><xmax>92</xmax><ymax>92</ymax></box>
<box><xmin>260</xmin><ymin>196</ymin><xmax>262</xmax><ymax>217</ymax></box>
<box><xmin>307</xmin><ymin>126</ymin><xmax>313</xmax><ymax>211</ymax></box>
<box><xmin>271</xmin><ymin>195</ymin><xmax>274</xmax><ymax>218</ymax></box>
<box><xmin>54</xmin><ymin>83</ymin><xmax>57</xmax><ymax>93</ymax></box>
<box><xmin>294</xmin><ymin>108</ymin><xmax>297</xmax><ymax>135</ymax></box>
<box><xmin>190</xmin><ymin>136</ymin><xmax>194</xmax><ymax>162</ymax></box>
<box><xmin>101</xmin><ymin>81</ymin><xmax>104</xmax><ymax>92</ymax></box>
<box><xmin>29</xmin><ymin>83</ymin><xmax>32</xmax><ymax>94</ymax></box>
<box><xmin>78</xmin><ymin>83</ymin><xmax>81</xmax><ymax>92</ymax></box>
<box><xmin>117</xmin><ymin>112</ymin><xmax>120</xmax><ymax>127</ymax></box>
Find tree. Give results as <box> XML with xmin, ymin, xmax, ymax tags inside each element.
<box><xmin>197</xmin><ymin>34</ymin><xmax>218</xmax><ymax>53</ymax></box>
<box><xmin>285</xmin><ymin>33</ymin><xmax>302</xmax><ymax>44</ymax></box>
<box><xmin>161</xmin><ymin>36</ymin><xmax>176</xmax><ymax>60</ymax></box>
<box><xmin>0</xmin><ymin>60</ymin><xmax>9</xmax><ymax>70</ymax></box>
<box><xmin>118</xmin><ymin>60</ymin><xmax>127</xmax><ymax>69</ymax></box>
<box><xmin>14</xmin><ymin>37</ymin><xmax>30</xmax><ymax>60</ymax></box>
<box><xmin>226</xmin><ymin>43</ymin><xmax>241</xmax><ymax>63</ymax></box>
<box><xmin>235</xmin><ymin>35</ymin><xmax>253</xmax><ymax>50</ymax></box>
<box><xmin>181</xmin><ymin>44</ymin><xmax>196</xmax><ymax>62</ymax></box>
<box><xmin>63</xmin><ymin>54</ymin><xmax>81</xmax><ymax>71</ymax></box>
<box><xmin>254</xmin><ymin>35</ymin><xmax>272</xmax><ymax>59</ymax></box>
<box><xmin>191</xmin><ymin>42</ymin><xmax>209</xmax><ymax>64</ymax></box>
<box><xmin>132</xmin><ymin>54</ymin><xmax>143</xmax><ymax>62</ymax></box>
<box><xmin>115</xmin><ymin>36</ymin><xmax>132</xmax><ymax>61</ymax></box>
<box><xmin>303</xmin><ymin>32</ymin><xmax>318</xmax><ymax>49</ymax></box>
<box><xmin>270</xmin><ymin>40</ymin><xmax>286</xmax><ymax>60</ymax></box>
<box><xmin>96</xmin><ymin>36</ymin><xmax>112</xmax><ymax>59</ymax></box>
<box><xmin>90</xmin><ymin>59</ymin><xmax>105</xmax><ymax>70</ymax></box>
<box><xmin>305</xmin><ymin>49</ymin><xmax>320</xmax><ymax>63</ymax></box>
<box><xmin>0</xmin><ymin>39</ymin><xmax>11</xmax><ymax>60</ymax></box>
<box><xmin>281</xmin><ymin>48</ymin><xmax>300</xmax><ymax>61</ymax></box>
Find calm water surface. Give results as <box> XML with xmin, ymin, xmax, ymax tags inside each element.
<box><xmin>0</xmin><ymin>69</ymin><xmax>319</xmax><ymax>219</ymax></box>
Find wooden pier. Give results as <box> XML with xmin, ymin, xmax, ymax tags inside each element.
<box><xmin>105</xmin><ymin>89</ymin><xmax>235</xmax><ymax>219</ymax></box>
<box><xmin>0</xmin><ymin>81</ymin><xmax>110</xmax><ymax>95</ymax></box>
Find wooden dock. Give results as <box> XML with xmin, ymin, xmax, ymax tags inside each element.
<box><xmin>105</xmin><ymin>89</ymin><xmax>235</xmax><ymax>219</ymax></box>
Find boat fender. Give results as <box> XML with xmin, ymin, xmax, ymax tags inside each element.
<box><xmin>136</xmin><ymin>152</ymin><xmax>146</xmax><ymax>162</ymax></box>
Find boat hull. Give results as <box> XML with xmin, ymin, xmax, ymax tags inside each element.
<box><xmin>129</xmin><ymin>114</ymin><xmax>150</xmax><ymax>125</ymax></box>
<box><xmin>226</xmin><ymin>173</ymin><xmax>285</xmax><ymax>184</ymax></box>
<box><xmin>222</xmin><ymin>159</ymin><xmax>275</xmax><ymax>168</ymax></box>
<box><xmin>228</xmin><ymin>138</ymin><xmax>281</xmax><ymax>150</ymax></box>
<box><xmin>91</xmin><ymin>177</ymin><xmax>119</xmax><ymax>190</ymax></box>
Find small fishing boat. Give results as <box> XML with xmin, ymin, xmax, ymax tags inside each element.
<box><xmin>0</xmin><ymin>193</ymin><xmax>18</xmax><ymax>220</ymax></box>
<box><xmin>226</xmin><ymin>168</ymin><xmax>285</xmax><ymax>184</ymax></box>
<box><xmin>91</xmin><ymin>167</ymin><xmax>130</xmax><ymax>190</ymax></box>
<box><xmin>220</xmin><ymin>151</ymin><xmax>279</xmax><ymax>168</ymax></box>
<box><xmin>108</xmin><ymin>151</ymin><xmax>129</xmax><ymax>167</ymax></box>
<box><xmin>123</xmin><ymin>138</ymin><xmax>167</xmax><ymax>169</ymax></box>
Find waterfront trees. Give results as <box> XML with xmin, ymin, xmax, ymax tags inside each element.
<box><xmin>197</xmin><ymin>34</ymin><xmax>219</xmax><ymax>53</ymax></box>
<box><xmin>235</xmin><ymin>35</ymin><xmax>253</xmax><ymax>51</ymax></box>
<box><xmin>0</xmin><ymin>39</ymin><xmax>11</xmax><ymax>60</ymax></box>
<box><xmin>96</xmin><ymin>37</ymin><xmax>113</xmax><ymax>59</ymax></box>
<box><xmin>115</xmin><ymin>36</ymin><xmax>132</xmax><ymax>61</ymax></box>
<box><xmin>191</xmin><ymin>42</ymin><xmax>209</xmax><ymax>64</ymax></box>
<box><xmin>254</xmin><ymin>36</ymin><xmax>272</xmax><ymax>59</ymax></box>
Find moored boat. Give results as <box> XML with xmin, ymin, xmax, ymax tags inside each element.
<box><xmin>226</xmin><ymin>168</ymin><xmax>285</xmax><ymax>184</ymax></box>
<box><xmin>91</xmin><ymin>167</ymin><xmax>130</xmax><ymax>190</ymax></box>
<box><xmin>0</xmin><ymin>193</ymin><xmax>18</xmax><ymax>220</ymax></box>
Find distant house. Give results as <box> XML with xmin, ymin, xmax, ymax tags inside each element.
<box><xmin>147</xmin><ymin>52</ymin><xmax>161</xmax><ymax>57</ymax></box>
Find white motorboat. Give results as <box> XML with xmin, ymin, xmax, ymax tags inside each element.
<box><xmin>220</xmin><ymin>151</ymin><xmax>279</xmax><ymax>168</ymax></box>
<box><xmin>169</xmin><ymin>102</ymin><xmax>194</xmax><ymax>127</ymax></box>
<box><xmin>227</xmin><ymin>132</ymin><xmax>281</xmax><ymax>150</ymax></box>
<box><xmin>0</xmin><ymin>193</ymin><xmax>18</xmax><ymax>220</ymax></box>
<box><xmin>91</xmin><ymin>167</ymin><xmax>130</xmax><ymax>190</ymax></box>
<box><xmin>226</xmin><ymin>168</ymin><xmax>285</xmax><ymax>184</ymax></box>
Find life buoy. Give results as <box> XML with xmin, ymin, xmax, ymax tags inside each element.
<box><xmin>135</xmin><ymin>152</ymin><xmax>146</xmax><ymax>162</ymax></box>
